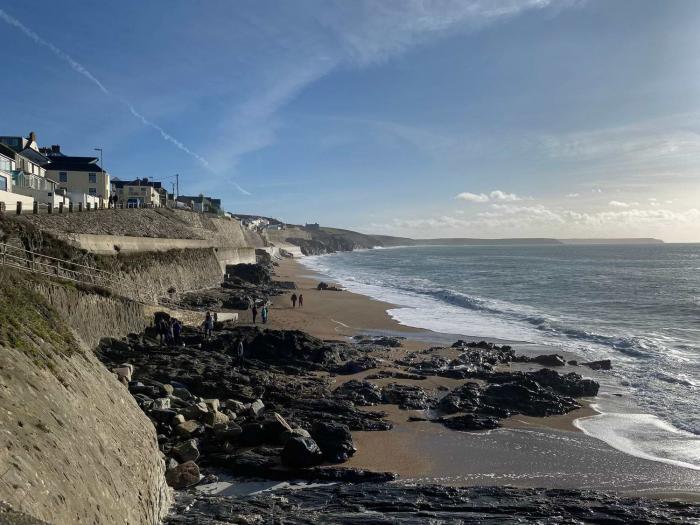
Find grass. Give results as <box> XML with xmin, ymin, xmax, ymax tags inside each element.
<box><xmin>0</xmin><ymin>271</ymin><xmax>78</xmax><ymax>365</ymax></box>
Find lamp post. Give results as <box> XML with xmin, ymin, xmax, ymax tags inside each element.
<box><xmin>94</xmin><ymin>147</ymin><xmax>104</xmax><ymax>207</ymax></box>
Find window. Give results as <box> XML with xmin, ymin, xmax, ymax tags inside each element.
<box><xmin>88</xmin><ymin>172</ymin><xmax>97</xmax><ymax>183</ymax></box>
<box><xmin>0</xmin><ymin>175</ymin><xmax>7</xmax><ymax>191</ymax></box>
<box><xmin>0</xmin><ymin>156</ymin><xmax>11</xmax><ymax>171</ymax></box>
<box><xmin>59</xmin><ymin>172</ymin><xmax>68</xmax><ymax>182</ymax></box>
<box><xmin>88</xmin><ymin>188</ymin><xmax>97</xmax><ymax>196</ymax></box>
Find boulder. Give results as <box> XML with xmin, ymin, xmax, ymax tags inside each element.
<box><xmin>439</xmin><ymin>414</ymin><xmax>501</xmax><ymax>431</ymax></box>
<box><xmin>182</xmin><ymin>402</ymin><xmax>209</xmax><ymax>420</ymax></box>
<box><xmin>112</xmin><ymin>365</ymin><xmax>133</xmax><ymax>382</ymax></box>
<box><xmin>165</xmin><ymin>461</ymin><xmax>200</xmax><ymax>489</ymax></box>
<box><xmin>281</xmin><ymin>437</ymin><xmax>324</xmax><ymax>469</ymax></box>
<box><xmin>203</xmin><ymin>399</ymin><xmax>220</xmax><ymax>412</ymax></box>
<box><xmin>333</xmin><ymin>380</ymin><xmax>382</xmax><ymax>406</ymax></box>
<box><xmin>311</xmin><ymin>422</ymin><xmax>356</xmax><ymax>463</ymax></box>
<box><xmin>525</xmin><ymin>354</ymin><xmax>566</xmax><ymax>367</ymax></box>
<box><xmin>214</xmin><ymin>422</ymin><xmax>243</xmax><ymax>442</ymax></box>
<box><xmin>280</xmin><ymin>427</ymin><xmax>312</xmax><ymax>445</ymax></box>
<box><xmin>175</xmin><ymin>420</ymin><xmax>200</xmax><ymax>437</ymax></box>
<box><xmin>335</xmin><ymin>356</ymin><xmax>380</xmax><ymax>375</ymax></box>
<box><xmin>381</xmin><ymin>383</ymin><xmax>435</xmax><ymax>410</ymax></box>
<box><xmin>583</xmin><ymin>359</ymin><xmax>612</xmax><ymax>371</ymax></box>
<box><xmin>172</xmin><ymin>439</ymin><xmax>200</xmax><ymax>463</ymax></box>
<box><xmin>240</xmin><ymin>423</ymin><xmax>266</xmax><ymax>446</ymax></box>
<box><xmin>248</xmin><ymin>399</ymin><xmax>265</xmax><ymax>417</ymax></box>
<box><xmin>154</xmin><ymin>397</ymin><xmax>171</xmax><ymax>410</ymax></box>
<box><xmin>202</xmin><ymin>410</ymin><xmax>230</xmax><ymax>427</ymax></box>
<box><xmin>224</xmin><ymin>399</ymin><xmax>247</xmax><ymax>414</ymax></box>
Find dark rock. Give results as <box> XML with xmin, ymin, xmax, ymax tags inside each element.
<box><xmin>172</xmin><ymin>439</ymin><xmax>200</xmax><ymax>463</ymax></box>
<box><xmin>515</xmin><ymin>353</ymin><xmax>566</xmax><ymax>367</ymax></box>
<box><xmin>527</xmin><ymin>368</ymin><xmax>599</xmax><ymax>397</ymax></box>
<box><xmin>335</xmin><ymin>356</ymin><xmax>380</xmax><ymax>375</ymax></box>
<box><xmin>225</xmin><ymin>263</ymin><xmax>271</xmax><ymax>285</ymax></box>
<box><xmin>239</xmin><ymin>423</ymin><xmax>266</xmax><ymax>446</ymax></box>
<box><xmin>164</xmin><ymin>483</ymin><xmax>700</xmax><ymax>524</ymax></box>
<box><xmin>165</xmin><ymin>461</ymin><xmax>200</xmax><ymax>489</ymax></box>
<box><xmin>482</xmin><ymin>379</ymin><xmax>579</xmax><ymax>417</ymax></box>
<box><xmin>281</xmin><ymin>437</ymin><xmax>324</xmax><ymax>469</ymax></box>
<box><xmin>438</xmin><ymin>414</ymin><xmax>501</xmax><ymax>431</ymax></box>
<box><xmin>365</xmin><ymin>370</ymin><xmax>427</xmax><ymax>381</ymax></box>
<box><xmin>583</xmin><ymin>359</ymin><xmax>612</xmax><ymax>370</ymax></box>
<box><xmin>333</xmin><ymin>380</ymin><xmax>382</xmax><ymax>406</ymax></box>
<box><xmin>381</xmin><ymin>383</ymin><xmax>435</xmax><ymax>410</ymax></box>
<box><xmin>311</xmin><ymin>421</ymin><xmax>356</xmax><ymax>463</ymax></box>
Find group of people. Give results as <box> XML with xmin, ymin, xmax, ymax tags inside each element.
<box><xmin>251</xmin><ymin>303</ymin><xmax>269</xmax><ymax>324</ymax></box>
<box><xmin>291</xmin><ymin>293</ymin><xmax>303</xmax><ymax>308</ymax></box>
<box><xmin>157</xmin><ymin>316</ymin><xmax>183</xmax><ymax>346</ymax></box>
<box><xmin>107</xmin><ymin>194</ymin><xmax>119</xmax><ymax>208</ymax></box>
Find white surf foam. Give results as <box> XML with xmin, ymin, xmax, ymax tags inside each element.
<box><xmin>574</xmin><ymin>410</ymin><xmax>700</xmax><ymax>471</ymax></box>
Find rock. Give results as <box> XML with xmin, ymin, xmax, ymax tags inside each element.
<box><xmin>173</xmin><ymin>387</ymin><xmax>194</xmax><ymax>401</ymax></box>
<box><xmin>214</xmin><ymin>422</ymin><xmax>243</xmax><ymax>442</ymax></box>
<box><xmin>281</xmin><ymin>437</ymin><xmax>324</xmax><ymax>469</ymax></box>
<box><xmin>165</xmin><ymin>460</ymin><xmax>200</xmax><ymax>489</ymax></box>
<box><xmin>165</xmin><ymin>458</ymin><xmax>179</xmax><ymax>471</ymax></box>
<box><xmin>175</xmin><ymin>420</ymin><xmax>200</xmax><ymax>437</ymax></box>
<box><xmin>381</xmin><ymin>383</ymin><xmax>435</xmax><ymax>410</ymax></box>
<box><xmin>173</xmin><ymin>414</ymin><xmax>186</xmax><ymax>425</ymax></box>
<box><xmin>182</xmin><ymin>402</ymin><xmax>209</xmax><ymax>420</ymax></box>
<box><xmin>438</xmin><ymin>414</ymin><xmax>500</xmax><ymax>431</ymax></box>
<box><xmin>262</xmin><ymin>413</ymin><xmax>293</xmax><ymax>444</ymax></box>
<box><xmin>112</xmin><ymin>365</ymin><xmax>133</xmax><ymax>382</ymax></box>
<box><xmin>333</xmin><ymin>380</ymin><xmax>382</xmax><ymax>406</ymax></box>
<box><xmin>223</xmin><ymin>399</ymin><xmax>246</xmax><ymax>414</ymax></box>
<box><xmin>335</xmin><ymin>356</ymin><xmax>380</xmax><ymax>375</ymax></box>
<box><xmin>240</xmin><ymin>423</ymin><xmax>266</xmax><ymax>446</ymax></box>
<box><xmin>172</xmin><ymin>439</ymin><xmax>200</xmax><ymax>462</ymax></box>
<box><xmin>225</xmin><ymin>263</ymin><xmax>272</xmax><ymax>285</ymax></box>
<box><xmin>516</xmin><ymin>354</ymin><xmax>566</xmax><ymax>367</ymax></box>
<box><xmin>482</xmin><ymin>379</ymin><xmax>579</xmax><ymax>417</ymax></box>
<box><xmin>568</xmin><ymin>360</ymin><xmax>579</xmax><ymax>366</ymax></box>
<box><xmin>437</xmin><ymin>382</ymin><xmax>481</xmax><ymax>415</ymax></box>
<box><xmin>527</xmin><ymin>369</ymin><xmax>599</xmax><ymax>397</ymax></box>
<box><xmin>202</xmin><ymin>410</ymin><xmax>230</xmax><ymax>427</ymax></box>
<box><xmin>162</xmin><ymin>383</ymin><xmax>175</xmax><ymax>396</ymax></box>
<box><xmin>582</xmin><ymin>359</ymin><xmax>612</xmax><ymax>371</ymax></box>
<box><xmin>154</xmin><ymin>397</ymin><xmax>171</xmax><ymax>410</ymax></box>
<box><xmin>248</xmin><ymin>399</ymin><xmax>265</xmax><ymax>417</ymax></box>
<box><xmin>280</xmin><ymin>427</ymin><xmax>312</xmax><ymax>445</ymax></box>
<box><xmin>311</xmin><ymin>422</ymin><xmax>356</xmax><ymax>463</ymax></box>
<box><xmin>203</xmin><ymin>399</ymin><xmax>220</xmax><ymax>412</ymax></box>
<box><xmin>150</xmin><ymin>408</ymin><xmax>177</xmax><ymax>423</ymax></box>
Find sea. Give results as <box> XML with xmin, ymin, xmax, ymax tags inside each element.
<box><xmin>301</xmin><ymin>243</ymin><xmax>700</xmax><ymax>471</ymax></box>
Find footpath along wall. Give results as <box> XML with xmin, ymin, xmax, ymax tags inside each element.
<box><xmin>19</xmin><ymin>208</ymin><xmax>262</xmax><ymax>271</ymax></box>
<box><xmin>0</xmin><ymin>270</ymin><xmax>171</xmax><ymax>525</ymax></box>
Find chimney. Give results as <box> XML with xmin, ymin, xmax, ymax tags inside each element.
<box><xmin>52</xmin><ymin>145</ymin><xmax>60</xmax><ymax>154</ymax></box>
<box><xmin>28</xmin><ymin>131</ymin><xmax>37</xmax><ymax>143</ymax></box>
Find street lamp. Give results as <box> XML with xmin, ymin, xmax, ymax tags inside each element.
<box><xmin>94</xmin><ymin>148</ymin><xmax>104</xmax><ymax>207</ymax></box>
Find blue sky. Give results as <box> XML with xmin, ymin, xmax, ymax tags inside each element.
<box><xmin>2</xmin><ymin>1</ymin><xmax>699</xmax><ymax>241</ymax></box>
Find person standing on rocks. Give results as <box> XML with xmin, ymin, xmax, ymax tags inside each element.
<box><xmin>298</xmin><ymin>294</ymin><xmax>304</xmax><ymax>308</ymax></box>
<box><xmin>236</xmin><ymin>338</ymin><xmax>245</xmax><ymax>369</ymax></box>
<box><xmin>252</xmin><ymin>304</ymin><xmax>258</xmax><ymax>324</ymax></box>
<box><xmin>291</xmin><ymin>293</ymin><xmax>298</xmax><ymax>308</ymax></box>
<box><xmin>166</xmin><ymin>318</ymin><xmax>175</xmax><ymax>346</ymax></box>
<box><xmin>203</xmin><ymin>311</ymin><xmax>214</xmax><ymax>339</ymax></box>
<box><xmin>172</xmin><ymin>318</ymin><xmax>182</xmax><ymax>346</ymax></box>
<box><xmin>158</xmin><ymin>317</ymin><xmax>168</xmax><ymax>346</ymax></box>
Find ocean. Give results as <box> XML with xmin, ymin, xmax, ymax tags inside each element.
<box><xmin>301</xmin><ymin>243</ymin><xmax>700</xmax><ymax>470</ymax></box>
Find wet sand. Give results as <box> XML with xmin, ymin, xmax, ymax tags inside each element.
<box><xmin>251</xmin><ymin>257</ymin><xmax>700</xmax><ymax>500</ymax></box>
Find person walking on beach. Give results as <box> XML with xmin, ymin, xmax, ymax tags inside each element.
<box><xmin>235</xmin><ymin>338</ymin><xmax>245</xmax><ymax>369</ymax></box>
<box><xmin>298</xmin><ymin>294</ymin><xmax>303</xmax><ymax>308</ymax></box>
<box><xmin>252</xmin><ymin>304</ymin><xmax>258</xmax><ymax>324</ymax></box>
<box><xmin>203</xmin><ymin>311</ymin><xmax>214</xmax><ymax>340</ymax></box>
<box><xmin>291</xmin><ymin>293</ymin><xmax>298</xmax><ymax>308</ymax></box>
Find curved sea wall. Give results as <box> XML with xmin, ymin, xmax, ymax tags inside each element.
<box><xmin>0</xmin><ymin>270</ymin><xmax>170</xmax><ymax>525</ymax></box>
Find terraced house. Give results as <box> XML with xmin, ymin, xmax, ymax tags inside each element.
<box><xmin>41</xmin><ymin>144</ymin><xmax>109</xmax><ymax>207</ymax></box>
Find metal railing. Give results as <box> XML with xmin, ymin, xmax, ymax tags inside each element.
<box><xmin>0</xmin><ymin>242</ymin><xmax>140</xmax><ymax>300</ymax></box>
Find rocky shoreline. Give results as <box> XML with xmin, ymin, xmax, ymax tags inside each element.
<box><xmin>95</xmin><ymin>263</ymin><xmax>700</xmax><ymax>521</ymax></box>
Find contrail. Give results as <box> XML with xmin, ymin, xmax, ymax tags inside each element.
<box><xmin>0</xmin><ymin>8</ymin><xmax>209</xmax><ymax>168</ymax></box>
<box><xmin>231</xmin><ymin>181</ymin><xmax>252</xmax><ymax>196</ymax></box>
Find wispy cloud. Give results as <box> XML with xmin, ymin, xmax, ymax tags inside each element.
<box><xmin>456</xmin><ymin>189</ymin><xmax>521</xmax><ymax>203</ymax></box>
<box><xmin>0</xmin><ymin>8</ymin><xmax>210</xmax><ymax>169</ymax></box>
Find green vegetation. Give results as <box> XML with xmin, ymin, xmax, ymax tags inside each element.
<box><xmin>0</xmin><ymin>271</ymin><xmax>78</xmax><ymax>365</ymax></box>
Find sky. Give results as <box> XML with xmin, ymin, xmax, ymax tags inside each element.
<box><xmin>1</xmin><ymin>1</ymin><xmax>699</xmax><ymax>242</ymax></box>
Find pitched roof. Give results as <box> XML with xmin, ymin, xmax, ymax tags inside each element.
<box><xmin>43</xmin><ymin>156</ymin><xmax>102</xmax><ymax>172</ymax></box>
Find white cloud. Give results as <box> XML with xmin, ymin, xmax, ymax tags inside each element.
<box><xmin>609</xmin><ymin>200</ymin><xmax>630</xmax><ymax>208</ymax></box>
<box><xmin>489</xmin><ymin>190</ymin><xmax>521</xmax><ymax>201</ymax></box>
<box><xmin>456</xmin><ymin>189</ymin><xmax>521</xmax><ymax>203</ymax></box>
<box><xmin>566</xmin><ymin>193</ymin><xmax>580</xmax><ymax>198</ymax></box>
<box><xmin>456</xmin><ymin>192</ymin><xmax>490</xmax><ymax>203</ymax></box>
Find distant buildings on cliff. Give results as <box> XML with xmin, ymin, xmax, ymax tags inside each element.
<box><xmin>0</xmin><ymin>131</ymin><xmax>222</xmax><ymax>215</ymax></box>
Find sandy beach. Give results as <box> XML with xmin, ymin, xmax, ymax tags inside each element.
<box><xmin>239</xmin><ymin>257</ymin><xmax>700</xmax><ymax>499</ymax></box>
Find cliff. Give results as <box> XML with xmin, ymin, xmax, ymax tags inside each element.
<box><xmin>0</xmin><ymin>270</ymin><xmax>170</xmax><ymax>524</ymax></box>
